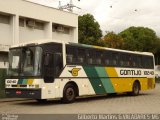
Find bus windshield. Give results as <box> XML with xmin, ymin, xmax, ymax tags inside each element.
<box><xmin>8</xmin><ymin>46</ymin><xmax>42</xmax><ymax>77</ymax></box>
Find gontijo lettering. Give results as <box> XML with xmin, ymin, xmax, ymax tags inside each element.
<box><xmin>120</xmin><ymin>70</ymin><xmax>142</xmax><ymax>75</ymax></box>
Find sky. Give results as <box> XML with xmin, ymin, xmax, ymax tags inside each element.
<box><xmin>28</xmin><ymin>0</ymin><xmax>160</xmax><ymax>36</ymax></box>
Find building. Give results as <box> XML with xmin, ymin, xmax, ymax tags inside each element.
<box><xmin>0</xmin><ymin>0</ymin><xmax>78</xmax><ymax>68</ymax></box>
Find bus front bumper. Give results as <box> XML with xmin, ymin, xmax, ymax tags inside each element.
<box><xmin>5</xmin><ymin>88</ymin><xmax>41</xmax><ymax>99</ymax></box>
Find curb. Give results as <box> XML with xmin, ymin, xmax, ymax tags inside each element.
<box><xmin>0</xmin><ymin>98</ymin><xmax>31</xmax><ymax>103</ymax></box>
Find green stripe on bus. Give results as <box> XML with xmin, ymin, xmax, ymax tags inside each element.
<box><xmin>18</xmin><ymin>79</ymin><xmax>23</xmax><ymax>84</ymax></box>
<box><xmin>95</xmin><ymin>67</ymin><xmax>115</xmax><ymax>93</ymax></box>
<box><xmin>83</xmin><ymin>66</ymin><xmax>106</xmax><ymax>94</ymax></box>
<box><xmin>22</xmin><ymin>79</ymin><xmax>28</xmax><ymax>84</ymax></box>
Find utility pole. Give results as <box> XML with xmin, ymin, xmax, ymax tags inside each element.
<box><xmin>58</xmin><ymin>0</ymin><xmax>81</xmax><ymax>12</ymax></box>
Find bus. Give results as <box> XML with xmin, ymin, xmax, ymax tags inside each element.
<box><xmin>5</xmin><ymin>41</ymin><xmax>155</xmax><ymax>103</ymax></box>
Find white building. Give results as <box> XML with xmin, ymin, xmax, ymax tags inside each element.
<box><xmin>0</xmin><ymin>0</ymin><xmax>78</xmax><ymax>68</ymax></box>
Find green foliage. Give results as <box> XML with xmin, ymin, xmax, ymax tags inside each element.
<box><xmin>78</xmin><ymin>14</ymin><xmax>102</xmax><ymax>45</ymax></box>
<box><xmin>119</xmin><ymin>26</ymin><xmax>160</xmax><ymax>53</ymax></box>
<box><xmin>78</xmin><ymin>14</ymin><xmax>160</xmax><ymax>56</ymax></box>
<box><xmin>103</xmin><ymin>32</ymin><xmax>124</xmax><ymax>49</ymax></box>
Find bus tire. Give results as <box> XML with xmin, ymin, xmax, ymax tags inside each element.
<box><xmin>131</xmin><ymin>81</ymin><xmax>140</xmax><ymax>96</ymax></box>
<box><xmin>36</xmin><ymin>99</ymin><xmax>47</xmax><ymax>103</ymax></box>
<box><xmin>62</xmin><ymin>84</ymin><xmax>76</xmax><ymax>103</ymax></box>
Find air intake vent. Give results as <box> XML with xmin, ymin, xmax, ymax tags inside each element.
<box><xmin>26</xmin><ymin>20</ymin><xmax>35</xmax><ymax>28</ymax></box>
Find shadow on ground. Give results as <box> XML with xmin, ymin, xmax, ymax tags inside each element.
<box><xmin>11</xmin><ymin>93</ymin><xmax>152</xmax><ymax>106</ymax></box>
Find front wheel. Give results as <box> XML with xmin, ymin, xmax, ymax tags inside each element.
<box><xmin>62</xmin><ymin>84</ymin><xmax>76</xmax><ymax>103</ymax></box>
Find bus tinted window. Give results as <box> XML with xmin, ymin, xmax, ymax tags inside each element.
<box><xmin>95</xmin><ymin>51</ymin><xmax>103</xmax><ymax>65</ymax></box>
<box><xmin>65</xmin><ymin>44</ymin><xmax>154</xmax><ymax>69</ymax></box>
<box><xmin>87</xmin><ymin>49</ymin><xmax>94</xmax><ymax>65</ymax></box>
<box><xmin>132</xmin><ymin>55</ymin><xmax>136</xmax><ymax>67</ymax></box>
<box><xmin>111</xmin><ymin>52</ymin><xmax>119</xmax><ymax>66</ymax></box>
<box><xmin>136</xmin><ymin>56</ymin><xmax>142</xmax><ymax>68</ymax></box>
<box><xmin>66</xmin><ymin>45</ymin><xmax>77</xmax><ymax>64</ymax></box>
<box><xmin>120</xmin><ymin>54</ymin><xmax>126</xmax><ymax>67</ymax></box>
<box><xmin>104</xmin><ymin>51</ymin><xmax>112</xmax><ymax>66</ymax></box>
<box><xmin>77</xmin><ymin>48</ymin><xmax>86</xmax><ymax>64</ymax></box>
<box><xmin>143</xmin><ymin>56</ymin><xmax>154</xmax><ymax>69</ymax></box>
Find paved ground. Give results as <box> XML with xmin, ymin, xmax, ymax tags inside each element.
<box><xmin>0</xmin><ymin>83</ymin><xmax>160</xmax><ymax>114</ymax></box>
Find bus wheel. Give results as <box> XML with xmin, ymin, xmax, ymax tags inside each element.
<box><xmin>131</xmin><ymin>81</ymin><xmax>140</xmax><ymax>96</ymax></box>
<box><xmin>62</xmin><ymin>84</ymin><xmax>76</xmax><ymax>103</ymax></box>
<box><xmin>36</xmin><ymin>99</ymin><xmax>47</xmax><ymax>103</ymax></box>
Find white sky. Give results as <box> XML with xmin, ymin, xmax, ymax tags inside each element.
<box><xmin>29</xmin><ymin>0</ymin><xmax>160</xmax><ymax>36</ymax></box>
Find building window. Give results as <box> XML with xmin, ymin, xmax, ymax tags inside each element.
<box><xmin>23</xmin><ymin>18</ymin><xmax>45</xmax><ymax>30</ymax></box>
<box><xmin>35</xmin><ymin>21</ymin><xmax>45</xmax><ymax>30</ymax></box>
<box><xmin>52</xmin><ymin>24</ymin><xmax>57</xmax><ymax>32</ymax></box>
<box><xmin>52</xmin><ymin>24</ymin><xmax>70</xmax><ymax>34</ymax></box>
<box><xmin>19</xmin><ymin>18</ymin><xmax>25</xmax><ymax>27</ymax></box>
<box><xmin>0</xmin><ymin>14</ymin><xmax>10</xmax><ymax>24</ymax></box>
<box><xmin>63</xmin><ymin>27</ymin><xmax>70</xmax><ymax>34</ymax></box>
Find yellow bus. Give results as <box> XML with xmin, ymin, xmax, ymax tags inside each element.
<box><xmin>5</xmin><ymin>41</ymin><xmax>155</xmax><ymax>103</ymax></box>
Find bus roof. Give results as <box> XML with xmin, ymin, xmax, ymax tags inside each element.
<box><xmin>68</xmin><ymin>42</ymin><xmax>154</xmax><ymax>56</ymax></box>
<box><xmin>10</xmin><ymin>39</ymin><xmax>154</xmax><ymax>56</ymax></box>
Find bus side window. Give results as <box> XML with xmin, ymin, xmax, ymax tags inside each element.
<box><xmin>77</xmin><ymin>48</ymin><xmax>86</xmax><ymax>64</ymax></box>
<box><xmin>95</xmin><ymin>51</ymin><xmax>103</xmax><ymax>65</ymax></box>
<box><xmin>128</xmin><ymin>55</ymin><xmax>132</xmax><ymax>67</ymax></box>
<box><xmin>66</xmin><ymin>45</ymin><xmax>77</xmax><ymax>64</ymax></box>
<box><xmin>66</xmin><ymin>55</ymin><xmax>73</xmax><ymax>64</ymax></box>
<box><xmin>112</xmin><ymin>52</ymin><xmax>119</xmax><ymax>67</ymax></box>
<box><xmin>132</xmin><ymin>55</ymin><xmax>136</xmax><ymax>68</ymax></box>
<box><xmin>136</xmin><ymin>56</ymin><xmax>142</xmax><ymax>68</ymax></box>
<box><xmin>104</xmin><ymin>51</ymin><xmax>111</xmax><ymax>66</ymax></box>
<box><xmin>120</xmin><ymin>54</ymin><xmax>125</xmax><ymax>67</ymax></box>
<box><xmin>148</xmin><ymin>57</ymin><xmax>154</xmax><ymax>69</ymax></box>
<box><xmin>144</xmin><ymin>56</ymin><xmax>154</xmax><ymax>69</ymax></box>
<box><xmin>141</xmin><ymin>56</ymin><xmax>145</xmax><ymax>68</ymax></box>
<box><xmin>87</xmin><ymin>49</ymin><xmax>93</xmax><ymax>65</ymax></box>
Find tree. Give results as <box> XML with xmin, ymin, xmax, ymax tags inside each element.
<box><xmin>78</xmin><ymin>14</ymin><xmax>102</xmax><ymax>45</ymax></box>
<box><xmin>103</xmin><ymin>32</ymin><xmax>124</xmax><ymax>49</ymax></box>
<box><xmin>119</xmin><ymin>26</ymin><xmax>160</xmax><ymax>54</ymax></box>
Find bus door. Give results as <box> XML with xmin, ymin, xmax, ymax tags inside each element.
<box><xmin>43</xmin><ymin>53</ymin><xmax>63</xmax><ymax>98</ymax></box>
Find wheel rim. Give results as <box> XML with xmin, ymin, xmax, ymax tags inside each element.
<box><xmin>66</xmin><ymin>87</ymin><xmax>75</xmax><ymax>101</ymax></box>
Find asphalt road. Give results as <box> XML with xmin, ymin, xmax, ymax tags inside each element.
<box><xmin>0</xmin><ymin>83</ymin><xmax>160</xmax><ymax>114</ymax></box>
